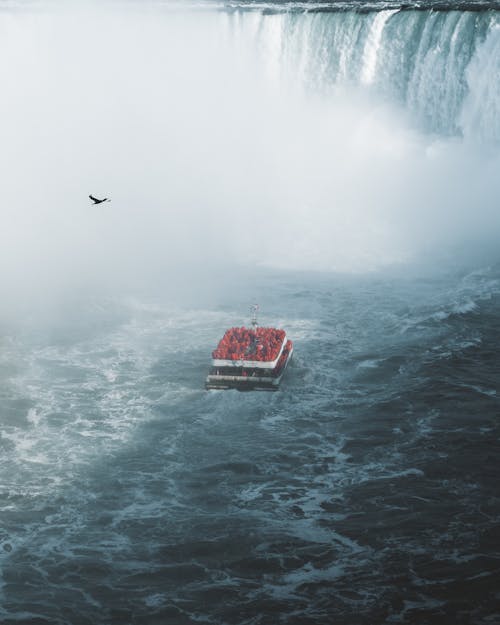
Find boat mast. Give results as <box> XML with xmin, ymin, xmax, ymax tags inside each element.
<box><xmin>251</xmin><ymin>304</ymin><xmax>259</xmax><ymax>330</ymax></box>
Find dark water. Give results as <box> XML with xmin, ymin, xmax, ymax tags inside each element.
<box><xmin>1</xmin><ymin>264</ymin><xmax>499</xmax><ymax>624</ymax></box>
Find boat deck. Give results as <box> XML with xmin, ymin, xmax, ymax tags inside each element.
<box><xmin>206</xmin><ymin>339</ymin><xmax>293</xmax><ymax>391</ymax></box>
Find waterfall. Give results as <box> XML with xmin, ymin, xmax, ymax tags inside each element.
<box><xmin>225</xmin><ymin>7</ymin><xmax>500</xmax><ymax>141</ymax></box>
<box><xmin>361</xmin><ymin>9</ymin><xmax>400</xmax><ymax>85</ymax></box>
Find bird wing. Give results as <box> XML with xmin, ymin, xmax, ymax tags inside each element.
<box><xmin>89</xmin><ymin>194</ymin><xmax>99</xmax><ymax>202</ymax></box>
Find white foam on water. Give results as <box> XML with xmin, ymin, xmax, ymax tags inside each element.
<box><xmin>357</xmin><ymin>358</ymin><xmax>382</xmax><ymax>369</ymax></box>
<box><xmin>390</xmin><ymin>597</ymin><xmax>447</xmax><ymax>623</ymax></box>
<box><xmin>26</xmin><ymin>407</ymin><xmax>42</xmax><ymax>426</ymax></box>
<box><xmin>239</xmin><ymin>483</ymin><xmax>268</xmax><ymax>503</ymax></box>
<box><xmin>459</xmin><ymin>384</ymin><xmax>496</xmax><ymax>398</ymax></box>
<box><xmin>452</xmin><ymin>300</ymin><xmax>478</xmax><ymax>315</ymax></box>
<box><xmin>144</xmin><ymin>594</ymin><xmax>167</xmax><ymax>608</ymax></box>
<box><xmin>0</xmin><ymin>300</ymin><xmax>220</xmax><ymax>512</ymax></box>
<box><xmin>273</xmin><ymin>560</ymin><xmax>347</xmax><ymax>597</ymax></box>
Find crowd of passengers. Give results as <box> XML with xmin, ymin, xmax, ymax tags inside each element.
<box><xmin>212</xmin><ymin>341</ymin><xmax>292</xmax><ymax>377</ymax></box>
<box><xmin>212</xmin><ymin>327</ymin><xmax>286</xmax><ymax>361</ymax></box>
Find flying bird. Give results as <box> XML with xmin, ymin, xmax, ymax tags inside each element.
<box><xmin>89</xmin><ymin>194</ymin><xmax>110</xmax><ymax>205</ymax></box>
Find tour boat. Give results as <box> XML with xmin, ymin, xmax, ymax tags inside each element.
<box><xmin>205</xmin><ymin>307</ymin><xmax>293</xmax><ymax>391</ymax></box>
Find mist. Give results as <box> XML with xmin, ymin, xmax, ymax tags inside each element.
<box><xmin>1</xmin><ymin>2</ymin><xmax>499</xmax><ymax>316</ymax></box>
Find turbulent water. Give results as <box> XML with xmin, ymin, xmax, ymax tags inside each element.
<box><xmin>1</xmin><ymin>1</ymin><xmax>500</xmax><ymax>624</ymax></box>
<box><xmin>1</xmin><ymin>265</ymin><xmax>500</xmax><ymax>624</ymax></box>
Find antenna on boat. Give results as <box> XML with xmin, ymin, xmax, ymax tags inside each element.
<box><xmin>250</xmin><ymin>304</ymin><xmax>259</xmax><ymax>330</ymax></box>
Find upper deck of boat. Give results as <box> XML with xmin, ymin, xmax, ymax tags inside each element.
<box><xmin>211</xmin><ymin>326</ymin><xmax>286</xmax><ymax>365</ymax></box>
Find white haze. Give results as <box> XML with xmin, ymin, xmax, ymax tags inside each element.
<box><xmin>0</xmin><ymin>3</ymin><xmax>499</xmax><ymax>315</ymax></box>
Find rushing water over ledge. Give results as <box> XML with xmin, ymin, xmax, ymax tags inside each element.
<box><xmin>222</xmin><ymin>2</ymin><xmax>500</xmax><ymax>140</ymax></box>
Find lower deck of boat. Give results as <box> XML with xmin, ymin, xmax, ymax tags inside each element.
<box><xmin>205</xmin><ymin>348</ymin><xmax>293</xmax><ymax>391</ymax></box>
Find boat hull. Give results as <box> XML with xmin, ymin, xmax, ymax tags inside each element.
<box><xmin>205</xmin><ymin>345</ymin><xmax>293</xmax><ymax>391</ymax></box>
